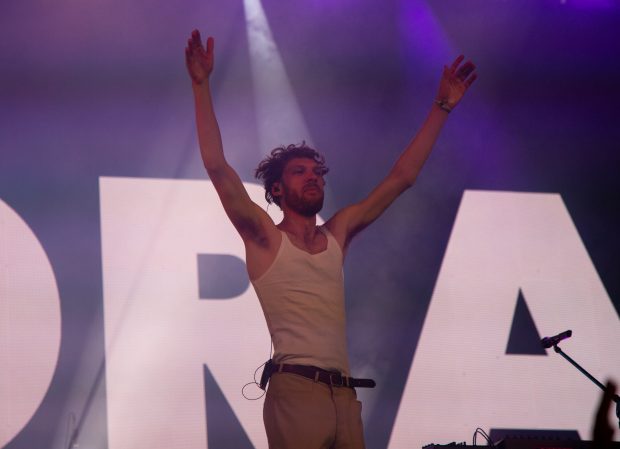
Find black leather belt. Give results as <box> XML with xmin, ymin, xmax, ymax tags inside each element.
<box><xmin>274</xmin><ymin>363</ymin><xmax>376</xmax><ymax>389</ymax></box>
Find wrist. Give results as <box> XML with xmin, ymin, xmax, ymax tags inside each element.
<box><xmin>433</xmin><ymin>98</ymin><xmax>453</xmax><ymax>113</ymax></box>
<box><xmin>192</xmin><ymin>79</ymin><xmax>211</xmax><ymax>93</ymax></box>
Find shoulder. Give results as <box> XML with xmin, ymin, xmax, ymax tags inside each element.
<box><xmin>324</xmin><ymin>209</ymin><xmax>355</xmax><ymax>255</ymax></box>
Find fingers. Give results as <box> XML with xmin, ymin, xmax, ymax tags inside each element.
<box><xmin>450</xmin><ymin>55</ymin><xmax>464</xmax><ymax>72</ymax></box>
<box><xmin>457</xmin><ymin>61</ymin><xmax>476</xmax><ymax>80</ymax></box>
<box><xmin>186</xmin><ymin>30</ymin><xmax>214</xmax><ymax>59</ymax></box>
<box><xmin>184</xmin><ymin>46</ymin><xmax>193</xmax><ymax>70</ymax></box>
<box><xmin>187</xmin><ymin>30</ymin><xmax>205</xmax><ymax>51</ymax></box>
<box><xmin>192</xmin><ymin>29</ymin><xmax>202</xmax><ymax>48</ymax></box>
<box><xmin>465</xmin><ymin>73</ymin><xmax>478</xmax><ymax>88</ymax></box>
<box><xmin>448</xmin><ymin>55</ymin><xmax>477</xmax><ymax>88</ymax></box>
<box><xmin>206</xmin><ymin>36</ymin><xmax>215</xmax><ymax>64</ymax></box>
<box><xmin>185</xmin><ymin>30</ymin><xmax>215</xmax><ymax>84</ymax></box>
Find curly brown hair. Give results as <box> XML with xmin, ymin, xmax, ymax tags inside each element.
<box><xmin>255</xmin><ymin>142</ymin><xmax>329</xmax><ymax>207</ymax></box>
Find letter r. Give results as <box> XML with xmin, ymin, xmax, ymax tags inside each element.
<box><xmin>100</xmin><ymin>177</ymin><xmax>281</xmax><ymax>449</ymax></box>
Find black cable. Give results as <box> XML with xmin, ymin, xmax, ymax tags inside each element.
<box><xmin>241</xmin><ymin>339</ymin><xmax>273</xmax><ymax>400</ymax></box>
<box><xmin>472</xmin><ymin>427</ymin><xmax>494</xmax><ymax>447</ymax></box>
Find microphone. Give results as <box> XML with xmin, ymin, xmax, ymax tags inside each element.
<box><xmin>541</xmin><ymin>330</ymin><xmax>572</xmax><ymax>348</ymax></box>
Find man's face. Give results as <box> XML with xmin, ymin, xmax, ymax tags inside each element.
<box><xmin>278</xmin><ymin>158</ymin><xmax>326</xmax><ymax>217</ymax></box>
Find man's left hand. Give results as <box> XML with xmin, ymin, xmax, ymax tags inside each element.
<box><xmin>435</xmin><ymin>55</ymin><xmax>477</xmax><ymax>111</ymax></box>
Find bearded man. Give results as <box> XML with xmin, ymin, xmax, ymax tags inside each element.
<box><xmin>185</xmin><ymin>29</ymin><xmax>476</xmax><ymax>449</ymax></box>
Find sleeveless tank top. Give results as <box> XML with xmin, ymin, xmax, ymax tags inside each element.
<box><xmin>250</xmin><ymin>226</ymin><xmax>350</xmax><ymax>375</ymax></box>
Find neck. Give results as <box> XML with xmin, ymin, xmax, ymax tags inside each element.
<box><xmin>278</xmin><ymin>210</ymin><xmax>318</xmax><ymax>241</ymax></box>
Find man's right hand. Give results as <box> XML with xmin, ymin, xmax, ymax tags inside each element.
<box><xmin>185</xmin><ymin>30</ymin><xmax>214</xmax><ymax>85</ymax></box>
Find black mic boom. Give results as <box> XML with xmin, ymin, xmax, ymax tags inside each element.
<box><xmin>541</xmin><ymin>330</ymin><xmax>572</xmax><ymax>348</ymax></box>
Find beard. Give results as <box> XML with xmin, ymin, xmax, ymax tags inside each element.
<box><xmin>282</xmin><ymin>184</ymin><xmax>324</xmax><ymax>217</ymax></box>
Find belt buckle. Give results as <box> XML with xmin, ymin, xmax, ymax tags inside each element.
<box><xmin>329</xmin><ymin>372</ymin><xmax>344</xmax><ymax>387</ymax></box>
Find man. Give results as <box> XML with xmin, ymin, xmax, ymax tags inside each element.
<box><xmin>185</xmin><ymin>29</ymin><xmax>476</xmax><ymax>449</ymax></box>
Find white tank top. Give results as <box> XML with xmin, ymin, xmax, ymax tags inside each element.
<box><xmin>251</xmin><ymin>226</ymin><xmax>350</xmax><ymax>375</ymax></box>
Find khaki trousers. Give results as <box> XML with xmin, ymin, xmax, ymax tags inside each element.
<box><xmin>263</xmin><ymin>372</ymin><xmax>366</xmax><ymax>449</ymax></box>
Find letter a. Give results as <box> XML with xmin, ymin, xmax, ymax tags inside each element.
<box><xmin>388</xmin><ymin>191</ymin><xmax>620</xmax><ymax>448</ymax></box>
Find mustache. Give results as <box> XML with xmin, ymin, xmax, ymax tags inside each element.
<box><xmin>303</xmin><ymin>181</ymin><xmax>321</xmax><ymax>190</ymax></box>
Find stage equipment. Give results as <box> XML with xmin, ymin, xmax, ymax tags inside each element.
<box><xmin>542</xmin><ymin>330</ymin><xmax>620</xmax><ymax>429</ymax></box>
<box><xmin>424</xmin><ymin>438</ymin><xmax>620</xmax><ymax>448</ymax></box>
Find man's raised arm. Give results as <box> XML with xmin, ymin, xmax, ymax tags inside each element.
<box><xmin>327</xmin><ymin>56</ymin><xmax>477</xmax><ymax>249</ymax></box>
<box><xmin>185</xmin><ymin>30</ymin><xmax>269</xmax><ymax>240</ymax></box>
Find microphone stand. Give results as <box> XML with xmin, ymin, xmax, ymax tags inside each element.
<box><xmin>552</xmin><ymin>343</ymin><xmax>620</xmax><ymax>429</ymax></box>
